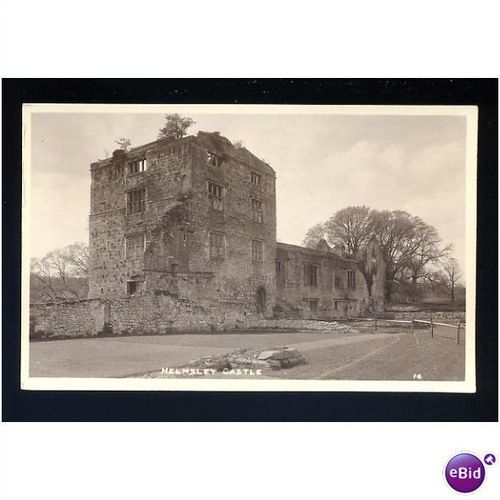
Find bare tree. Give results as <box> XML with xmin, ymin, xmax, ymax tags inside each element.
<box><xmin>396</xmin><ymin>218</ymin><xmax>451</xmax><ymax>300</ymax></box>
<box><xmin>302</xmin><ymin>223</ymin><xmax>327</xmax><ymax>248</ymax></box>
<box><xmin>369</xmin><ymin>210</ymin><xmax>413</xmax><ymax>300</ymax></box>
<box><xmin>158</xmin><ymin>114</ymin><xmax>195</xmax><ymax>140</ymax></box>
<box><xmin>64</xmin><ymin>242</ymin><xmax>89</xmax><ymax>277</ymax></box>
<box><xmin>325</xmin><ymin>206</ymin><xmax>374</xmax><ymax>255</ymax></box>
<box><xmin>442</xmin><ymin>257</ymin><xmax>461</xmax><ymax>301</ymax></box>
<box><xmin>303</xmin><ymin>206</ymin><xmax>450</xmax><ymax>303</ymax></box>
<box><xmin>30</xmin><ymin>242</ymin><xmax>89</xmax><ymax>301</ymax></box>
<box><xmin>115</xmin><ymin>137</ymin><xmax>131</xmax><ymax>151</ymax></box>
<box><xmin>356</xmin><ymin>238</ymin><xmax>385</xmax><ymax>307</ymax></box>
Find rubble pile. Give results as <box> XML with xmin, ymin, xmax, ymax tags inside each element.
<box><xmin>240</xmin><ymin>318</ymin><xmax>356</xmax><ymax>333</ymax></box>
<box><xmin>230</xmin><ymin>347</ymin><xmax>306</xmax><ymax>370</ymax></box>
<box><xmin>184</xmin><ymin>346</ymin><xmax>306</xmax><ymax>372</ymax></box>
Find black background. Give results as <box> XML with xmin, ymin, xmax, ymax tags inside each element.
<box><xmin>2</xmin><ymin>78</ymin><xmax>497</xmax><ymax>421</ymax></box>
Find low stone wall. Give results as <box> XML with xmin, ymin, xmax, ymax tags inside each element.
<box><xmin>374</xmin><ymin>310</ymin><xmax>465</xmax><ymax>322</ymax></box>
<box><xmin>29</xmin><ymin>293</ymin><xmax>362</xmax><ymax>339</ymax></box>
<box><xmin>236</xmin><ymin>318</ymin><xmax>354</xmax><ymax>333</ymax></box>
<box><xmin>392</xmin><ymin>311</ymin><xmax>466</xmax><ymax>322</ymax></box>
<box><xmin>30</xmin><ymin>300</ymin><xmax>105</xmax><ymax>339</ymax></box>
<box><xmin>30</xmin><ymin>293</ymin><xmax>255</xmax><ymax>339</ymax></box>
<box><xmin>106</xmin><ymin>292</ymin><xmax>251</xmax><ymax>334</ymax></box>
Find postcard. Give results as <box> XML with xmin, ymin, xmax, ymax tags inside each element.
<box><xmin>22</xmin><ymin>104</ymin><xmax>477</xmax><ymax>392</ymax></box>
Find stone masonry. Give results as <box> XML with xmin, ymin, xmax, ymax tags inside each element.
<box><xmin>276</xmin><ymin>238</ymin><xmax>385</xmax><ymax>319</ymax></box>
<box><xmin>88</xmin><ymin>131</ymin><xmax>276</xmax><ymax>316</ymax></box>
<box><xmin>30</xmin><ymin>129</ymin><xmax>385</xmax><ymax>337</ymax></box>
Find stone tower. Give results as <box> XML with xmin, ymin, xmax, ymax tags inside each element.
<box><xmin>88</xmin><ymin>131</ymin><xmax>276</xmax><ymax>316</ymax></box>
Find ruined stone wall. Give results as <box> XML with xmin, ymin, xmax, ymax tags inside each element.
<box><xmin>392</xmin><ymin>311</ymin><xmax>466</xmax><ymax>322</ymax></box>
<box><xmin>88</xmin><ymin>152</ymin><xmax>127</xmax><ymax>299</ymax></box>
<box><xmin>275</xmin><ymin>243</ymin><xmax>370</xmax><ymax>318</ymax></box>
<box><xmin>89</xmin><ymin>133</ymin><xmax>277</xmax><ymax>318</ymax></box>
<box><xmin>30</xmin><ymin>291</ymin><xmax>254</xmax><ymax>339</ymax></box>
<box><xmin>89</xmin><ymin>138</ymin><xmax>195</xmax><ymax>299</ymax></box>
<box><xmin>182</xmin><ymin>133</ymin><xmax>277</xmax><ymax>315</ymax></box>
<box><xmin>56</xmin><ymin>127</ymin><xmax>389</xmax><ymax>333</ymax></box>
<box><xmin>88</xmin><ymin>210</ymin><xmax>127</xmax><ymax>298</ymax></box>
<box><xmin>30</xmin><ymin>300</ymin><xmax>107</xmax><ymax>338</ymax></box>
<box><xmin>107</xmin><ymin>292</ymin><xmax>249</xmax><ymax>334</ymax></box>
<box><xmin>137</xmin><ymin>138</ymin><xmax>194</xmax><ymax>275</ymax></box>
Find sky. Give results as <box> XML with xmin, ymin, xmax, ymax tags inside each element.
<box><xmin>29</xmin><ymin>109</ymin><xmax>467</xmax><ymax>271</ymax></box>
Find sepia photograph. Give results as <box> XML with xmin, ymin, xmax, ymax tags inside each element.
<box><xmin>2</xmin><ymin>3</ymin><xmax>498</xmax><ymax>498</ymax></box>
<box><xmin>21</xmin><ymin>104</ymin><xmax>477</xmax><ymax>392</ymax></box>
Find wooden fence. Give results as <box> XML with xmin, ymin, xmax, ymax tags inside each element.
<box><xmin>369</xmin><ymin>315</ymin><xmax>465</xmax><ymax>344</ymax></box>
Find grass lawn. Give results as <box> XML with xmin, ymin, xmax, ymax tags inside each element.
<box><xmin>30</xmin><ymin>324</ymin><xmax>465</xmax><ymax>381</ymax></box>
<box><xmin>267</xmin><ymin>330</ymin><xmax>465</xmax><ymax>381</ymax></box>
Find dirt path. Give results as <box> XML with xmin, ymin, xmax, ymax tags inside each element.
<box><xmin>288</xmin><ymin>332</ymin><xmax>395</xmax><ymax>352</ymax></box>
<box><xmin>324</xmin><ymin>330</ymin><xmax>465</xmax><ymax>381</ymax></box>
<box><xmin>318</xmin><ymin>336</ymin><xmax>402</xmax><ymax>379</ymax></box>
<box><xmin>265</xmin><ymin>330</ymin><xmax>465</xmax><ymax>381</ymax></box>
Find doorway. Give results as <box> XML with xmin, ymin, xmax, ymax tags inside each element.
<box><xmin>256</xmin><ymin>287</ymin><xmax>266</xmax><ymax>314</ymax></box>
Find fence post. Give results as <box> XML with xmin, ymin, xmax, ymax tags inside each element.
<box><xmin>456</xmin><ymin>320</ymin><xmax>461</xmax><ymax>344</ymax></box>
<box><xmin>411</xmin><ymin>314</ymin><xmax>414</xmax><ymax>335</ymax></box>
<box><xmin>374</xmin><ymin>316</ymin><xmax>378</xmax><ymax>332</ymax></box>
<box><xmin>429</xmin><ymin>315</ymin><xmax>434</xmax><ymax>338</ymax></box>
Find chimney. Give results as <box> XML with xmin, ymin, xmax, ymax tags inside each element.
<box><xmin>332</xmin><ymin>243</ymin><xmax>345</xmax><ymax>258</ymax></box>
<box><xmin>315</xmin><ymin>238</ymin><xmax>332</xmax><ymax>253</ymax></box>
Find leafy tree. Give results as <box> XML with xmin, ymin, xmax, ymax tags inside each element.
<box><xmin>158</xmin><ymin>114</ymin><xmax>195</xmax><ymax>140</ymax></box>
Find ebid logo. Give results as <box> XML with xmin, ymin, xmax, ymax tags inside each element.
<box><xmin>444</xmin><ymin>453</ymin><xmax>495</xmax><ymax>493</ymax></box>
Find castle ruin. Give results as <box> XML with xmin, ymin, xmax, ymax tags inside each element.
<box><xmin>31</xmin><ymin>130</ymin><xmax>385</xmax><ymax>337</ymax></box>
